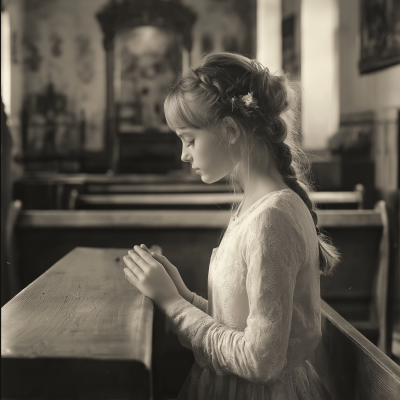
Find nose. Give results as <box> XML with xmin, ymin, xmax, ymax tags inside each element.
<box><xmin>181</xmin><ymin>146</ymin><xmax>192</xmax><ymax>163</ymax></box>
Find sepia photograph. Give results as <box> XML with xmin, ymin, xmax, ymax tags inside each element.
<box><xmin>1</xmin><ymin>0</ymin><xmax>399</xmax><ymax>399</ymax></box>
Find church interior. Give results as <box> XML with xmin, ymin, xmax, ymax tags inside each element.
<box><xmin>1</xmin><ymin>0</ymin><xmax>399</xmax><ymax>399</ymax></box>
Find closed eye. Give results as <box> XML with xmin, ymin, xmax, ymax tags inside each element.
<box><xmin>187</xmin><ymin>139</ymin><xmax>195</xmax><ymax>147</ymax></box>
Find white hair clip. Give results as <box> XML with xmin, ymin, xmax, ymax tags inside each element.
<box><xmin>240</xmin><ymin>92</ymin><xmax>259</xmax><ymax>108</ymax></box>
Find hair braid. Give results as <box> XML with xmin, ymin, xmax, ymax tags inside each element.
<box><xmin>275</xmin><ymin>142</ymin><xmax>319</xmax><ymax>228</ymax></box>
<box><xmin>193</xmin><ymin>70</ymin><xmax>231</xmax><ymax>107</ymax></box>
<box><xmin>279</xmin><ymin>149</ymin><xmax>337</xmax><ymax>275</ymax></box>
<box><xmin>270</xmin><ymin>97</ymin><xmax>339</xmax><ymax>276</ymax></box>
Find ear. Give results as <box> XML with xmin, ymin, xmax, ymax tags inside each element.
<box><xmin>222</xmin><ymin>117</ymin><xmax>241</xmax><ymax>146</ymax></box>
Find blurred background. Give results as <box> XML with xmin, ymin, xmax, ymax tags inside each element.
<box><xmin>1</xmin><ymin>0</ymin><xmax>399</xmax><ymax>397</ymax></box>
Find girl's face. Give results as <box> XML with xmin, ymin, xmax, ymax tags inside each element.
<box><xmin>177</xmin><ymin>127</ymin><xmax>236</xmax><ymax>184</ymax></box>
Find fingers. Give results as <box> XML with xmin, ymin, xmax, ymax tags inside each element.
<box><xmin>124</xmin><ymin>267</ymin><xmax>140</xmax><ymax>287</ymax></box>
<box><xmin>151</xmin><ymin>253</ymin><xmax>176</xmax><ymax>276</ymax></box>
<box><xmin>130</xmin><ymin>245</ymin><xmax>157</xmax><ymax>268</ymax></box>
<box><xmin>140</xmin><ymin>244</ymin><xmax>150</xmax><ymax>254</ymax></box>
<box><xmin>151</xmin><ymin>252</ymin><xmax>169</xmax><ymax>266</ymax></box>
<box><xmin>123</xmin><ymin>255</ymin><xmax>145</xmax><ymax>280</ymax></box>
<box><xmin>151</xmin><ymin>252</ymin><xmax>164</xmax><ymax>261</ymax></box>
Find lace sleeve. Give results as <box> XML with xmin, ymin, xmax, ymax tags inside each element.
<box><xmin>175</xmin><ymin>293</ymin><xmax>208</xmax><ymax>350</ymax></box>
<box><xmin>166</xmin><ymin>207</ymin><xmax>305</xmax><ymax>383</ymax></box>
<box><xmin>192</xmin><ymin>292</ymin><xmax>208</xmax><ymax>313</ymax></box>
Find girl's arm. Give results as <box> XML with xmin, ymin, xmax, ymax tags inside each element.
<box><xmin>166</xmin><ymin>207</ymin><xmax>308</xmax><ymax>384</ymax></box>
<box><xmin>191</xmin><ymin>293</ymin><xmax>208</xmax><ymax>313</ymax></box>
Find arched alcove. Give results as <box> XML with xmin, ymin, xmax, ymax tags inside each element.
<box><xmin>96</xmin><ymin>0</ymin><xmax>196</xmax><ymax>173</ymax></box>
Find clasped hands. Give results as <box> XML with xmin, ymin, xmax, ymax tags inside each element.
<box><xmin>123</xmin><ymin>244</ymin><xmax>193</xmax><ymax>314</ymax></box>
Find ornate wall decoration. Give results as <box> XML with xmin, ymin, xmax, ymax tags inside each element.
<box><xmin>21</xmin><ymin>83</ymin><xmax>81</xmax><ymax>159</ymax></box>
<box><xmin>75</xmin><ymin>35</ymin><xmax>95</xmax><ymax>84</ymax></box>
<box><xmin>50</xmin><ymin>32</ymin><xmax>63</xmax><ymax>58</ymax></box>
<box><xmin>23</xmin><ymin>36</ymin><xmax>42</xmax><ymax>72</ymax></box>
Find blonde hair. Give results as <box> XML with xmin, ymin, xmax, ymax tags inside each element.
<box><xmin>165</xmin><ymin>52</ymin><xmax>340</xmax><ymax>275</ymax></box>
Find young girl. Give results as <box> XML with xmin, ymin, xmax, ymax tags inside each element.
<box><xmin>123</xmin><ymin>52</ymin><xmax>339</xmax><ymax>400</ymax></box>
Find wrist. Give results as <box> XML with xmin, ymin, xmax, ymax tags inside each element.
<box><xmin>182</xmin><ymin>288</ymin><xmax>194</xmax><ymax>303</ymax></box>
<box><xmin>157</xmin><ymin>293</ymin><xmax>183</xmax><ymax>315</ymax></box>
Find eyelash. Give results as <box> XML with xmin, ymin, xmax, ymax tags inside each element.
<box><xmin>186</xmin><ymin>139</ymin><xmax>195</xmax><ymax>147</ymax></box>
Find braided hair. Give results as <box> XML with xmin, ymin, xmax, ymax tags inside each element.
<box><xmin>164</xmin><ymin>52</ymin><xmax>340</xmax><ymax>275</ymax></box>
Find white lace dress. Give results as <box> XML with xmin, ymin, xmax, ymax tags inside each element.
<box><xmin>166</xmin><ymin>189</ymin><xmax>333</xmax><ymax>400</ymax></box>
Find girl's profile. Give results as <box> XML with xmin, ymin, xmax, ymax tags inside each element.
<box><xmin>123</xmin><ymin>52</ymin><xmax>340</xmax><ymax>400</ymax></box>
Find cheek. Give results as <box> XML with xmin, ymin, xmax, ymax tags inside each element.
<box><xmin>208</xmin><ymin>143</ymin><xmax>234</xmax><ymax>170</ymax></box>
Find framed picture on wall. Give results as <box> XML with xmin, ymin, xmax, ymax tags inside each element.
<box><xmin>359</xmin><ymin>0</ymin><xmax>400</xmax><ymax>74</ymax></box>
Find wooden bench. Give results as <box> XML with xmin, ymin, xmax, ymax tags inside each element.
<box><xmin>70</xmin><ymin>184</ymin><xmax>365</xmax><ymax>210</ymax></box>
<box><xmin>310</xmin><ymin>300</ymin><xmax>400</xmax><ymax>400</ymax></box>
<box><xmin>15</xmin><ymin>203</ymin><xmax>388</xmax><ymax>348</ymax></box>
<box><xmin>86</xmin><ymin>182</ymin><xmax>230</xmax><ymax>194</ymax></box>
<box><xmin>312</xmin><ymin>183</ymin><xmax>364</xmax><ymax>209</ymax></box>
<box><xmin>10</xmin><ymin>204</ymin><xmax>393</xmax><ymax>397</ymax></box>
<box><xmin>319</xmin><ymin>201</ymin><xmax>389</xmax><ymax>352</ymax></box>
<box><xmin>1</xmin><ymin>247</ymin><xmax>154</xmax><ymax>400</ymax></box>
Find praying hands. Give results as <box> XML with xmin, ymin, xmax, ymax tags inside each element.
<box><xmin>123</xmin><ymin>245</ymin><xmax>183</xmax><ymax>314</ymax></box>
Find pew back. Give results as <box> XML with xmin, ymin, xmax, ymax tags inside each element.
<box><xmin>319</xmin><ymin>202</ymin><xmax>389</xmax><ymax>351</ymax></box>
<box><xmin>310</xmin><ymin>300</ymin><xmax>400</xmax><ymax>400</ymax></box>
<box><xmin>72</xmin><ymin>184</ymin><xmax>365</xmax><ymax>210</ymax></box>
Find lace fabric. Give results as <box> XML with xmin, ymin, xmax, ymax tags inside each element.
<box><xmin>166</xmin><ymin>189</ymin><xmax>333</xmax><ymax>400</ymax></box>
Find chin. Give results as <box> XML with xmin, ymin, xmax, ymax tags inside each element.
<box><xmin>200</xmin><ymin>175</ymin><xmax>210</xmax><ymax>184</ymax></box>
<box><xmin>200</xmin><ymin>174</ymin><xmax>212</xmax><ymax>184</ymax></box>
<box><xmin>201</xmin><ymin>174</ymin><xmax>225</xmax><ymax>185</ymax></box>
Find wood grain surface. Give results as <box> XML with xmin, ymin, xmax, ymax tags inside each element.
<box><xmin>1</xmin><ymin>247</ymin><xmax>154</xmax><ymax>399</ymax></box>
<box><xmin>310</xmin><ymin>300</ymin><xmax>400</xmax><ymax>400</ymax></box>
<box><xmin>18</xmin><ymin>209</ymin><xmax>382</xmax><ymax>228</ymax></box>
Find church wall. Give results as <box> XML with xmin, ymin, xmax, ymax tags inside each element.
<box><xmin>338</xmin><ymin>0</ymin><xmax>399</xmax><ymax>194</ymax></box>
<box><xmin>12</xmin><ymin>0</ymin><xmax>256</xmax><ymax>160</ymax></box>
<box><xmin>338</xmin><ymin>0</ymin><xmax>399</xmax><ymax>359</ymax></box>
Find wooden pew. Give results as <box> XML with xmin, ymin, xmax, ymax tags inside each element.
<box><xmin>1</xmin><ymin>247</ymin><xmax>154</xmax><ymax>400</ymax></box>
<box><xmin>14</xmin><ymin>171</ymin><xmax>364</xmax><ymax>210</ymax></box>
<box><xmin>86</xmin><ymin>182</ymin><xmax>230</xmax><ymax>193</ymax></box>
<box><xmin>71</xmin><ymin>184</ymin><xmax>365</xmax><ymax>210</ymax></box>
<box><xmin>16</xmin><ymin>204</ymin><xmax>388</xmax><ymax>345</ymax></box>
<box><xmin>13</xmin><ymin>172</ymin><xmax>206</xmax><ymax>210</ymax></box>
<box><xmin>319</xmin><ymin>201</ymin><xmax>389</xmax><ymax>352</ymax></box>
<box><xmin>310</xmin><ymin>300</ymin><xmax>400</xmax><ymax>400</ymax></box>
<box><xmin>312</xmin><ymin>183</ymin><xmax>364</xmax><ymax>209</ymax></box>
<box><xmin>12</xmin><ymin>205</ymin><xmax>390</xmax><ymax>396</ymax></box>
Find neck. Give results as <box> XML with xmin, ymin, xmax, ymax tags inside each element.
<box><xmin>236</xmin><ymin>153</ymin><xmax>287</xmax><ymax>201</ymax></box>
